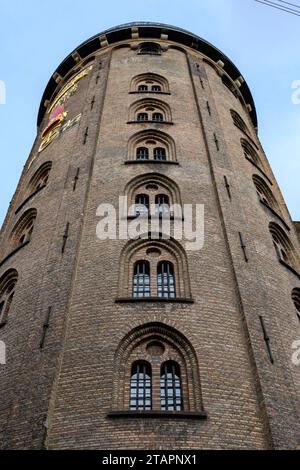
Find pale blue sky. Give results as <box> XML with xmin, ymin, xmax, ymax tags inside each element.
<box><xmin>0</xmin><ymin>0</ymin><xmax>299</xmax><ymax>226</ymax></box>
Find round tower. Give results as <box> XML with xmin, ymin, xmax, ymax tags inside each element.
<box><xmin>0</xmin><ymin>23</ymin><xmax>299</xmax><ymax>450</ymax></box>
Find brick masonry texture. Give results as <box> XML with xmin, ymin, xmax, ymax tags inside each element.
<box><xmin>0</xmin><ymin>26</ymin><xmax>299</xmax><ymax>450</ymax></box>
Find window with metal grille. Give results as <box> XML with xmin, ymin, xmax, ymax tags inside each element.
<box><xmin>136</xmin><ymin>147</ymin><xmax>149</xmax><ymax>160</ymax></box>
<box><xmin>157</xmin><ymin>261</ymin><xmax>176</xmax><ymax>299</ymax></box>
<box><xmin>152</xmin><ymin>113</ymin><xmax>163</xmax><ymax>122</ymax></box>
<box><xmin>130</xmin><ymin>361</ymin><xmax>152</xmax><ymax>411</ymax></box>
<box><xmin>137</xmin><ymin>113</ymin><xmax>148</xmax><ymax>122</ymax></box>
<box><xmin>135</xmin><ymin>194</ymin><xmax>150</xmax><ymax>216</ymax></box>
<box><xmin>155</xmin><ymin>194</ymin><xmax>170</xmax><ymax>216</ymax></box>
<box><xmin>133</xmin><ymin>261</ymin><xmax>151</xmax><ymax>298</ymax></box>
<box><xmin>154</xmin><ymin>147</ymin><xmax>167</xmax><ymax>161</ymax></box>
<box><xmin>160</xmin><ymin>361</ymin><xmax>183</xmax><ymax>411</ymax></box>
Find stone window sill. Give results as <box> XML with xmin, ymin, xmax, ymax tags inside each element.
<box><xmin>127</xmin><ymin>121</ymin><xmax>174</xmax><ymax>126</ymax></box>
<box><xmin>125</xmin><ymin>160</ymin><xmax>179</xmax><ymax>165</ymax></box>
<box><xmin>115</xmin><ymin>297</ymin><xmax>194</xmax><ymax>304</ymax></box>
<box><xmin>129</xmin><ymin>91</ymin><xmax>171</xmax><ymax>96</ymax></box>
<box><xmin>108</xmin><ymin>411</ymin><xmax>207</xmax><ymax>420</ymax></box>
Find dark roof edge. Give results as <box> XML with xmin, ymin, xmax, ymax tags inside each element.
<box><xmin>37</xmin><ymin>22</ymin><xmax>257</xmax><ymax>127</ymax></box>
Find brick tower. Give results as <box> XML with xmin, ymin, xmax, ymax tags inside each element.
<box><xmin>0</xmin><ymin>23</ymin><xmax>299</xmax><ymax>450</ymax></box>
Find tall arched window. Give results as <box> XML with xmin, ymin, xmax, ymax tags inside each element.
<box><xmin>135</xmin><ymin>194</ymin><xmax>150</xmax><ymax>216</ymax></box>
<box><xmin>119</xmin><ymin>238</ymin><xmax>191</xmax><ymax>301</ymax></box>
<box><xmin>136</xmin><ymin>147</ymin><xmax>149</xmax><ymax>160</ymax></box>
<box><xmin>269</xmin><ymin>222</ymin><xmax>298</xmax><ymax>270</ymax></box>
<box><xmin>231</xmin><ymin>109</ymin><xmax>250</xmax><ymax>135</ymax></box>
<box><xmin>137</xmin><ymin>112</ymin><xmax>148</xmax><ymax>122</ymax></box>
<box><xmin>154</xmin><ymin>147</ymin><xmax>167</xmax><ymax>161</ymax></box>
<box><xmin>152</xmin><ymin>112</ymin><xmax>163</xmax><ymax>122</ymax></box>
<box><xmin>155</xmin><ymin>194</ymin><xmax>170</xmax><ymax>215</ymax></box>
<box><xmin>10</xmin><ymin>209</ymin><xmax>37</xmax><ymax>251</ymax></box>
<box><xmin>252</xmin><ymin>175</ymin><xmax>279</xmax><ymax>213</ymax></box>
<box><xmin>0</xmin><ymin>269</ymin><xmax>18</xmax><ymax>327</ymax></box>
<box><xmin>130</xmin><ymin>361</ymin><xmax>152</xmax><ymax>411</ymax></box>
<box><xmin>241</xmin><ymin>139</ymin><xmax>262</xmax><ymax>168</ymax></box>
<box><xmin>161</xmin><ymin>361</ymin><xmax>183</xmax><ymax>411</ymax></box>
<box><xmin>157</xmin><ymin>262</ymin><xmax>176</xmax><ymax>299</ymax></box>
<box><xmin>130</xmin><ymin>99</ymin><xmax>171</xmax><ymax>123</ymax></box>
<box><xmin>131</xmin><ymin>73</ymin><xmax>170</xmax><ymax>94</ymax></box>
<box><xmin>129</xmin><ymin>130</ymin><xmax>176</xmax><ymax>163</ymax></box>
<box><xmin>112</xmin><ymin>323</ymin><xmax>204</xmax><ymax>415</ymax></box>
<box><xmin>133</xmin><ymin>261</ymin><xmax>151</xmax><ymax>298</ymax></box>
<box><xmin>29</xmin><ymin>162</ymin><xmax>52</xmax><ymax>194</ymax></box>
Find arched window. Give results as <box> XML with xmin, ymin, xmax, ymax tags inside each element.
<box><xmin>131</xmin><ymin>73</ymin><xmax>169</xmax><ymax>94</ymax></box>
<box><xmin>125</xmin><ymin>173</ymin><xmax>181</xmax><ymax>220</ymax></box>
<box><xmin>161</xmin><ymin>361</ymin><xmax>183</xmax><ymax>411</ymax></box>
<box><xmin>0</xmin><ymin>269</ymin><xmax>18</xmax><ymax>327</ymax></box>
<box><xmin>129</xmin><ymin>131</ymin><xmax>176</xmax><ymax>162</ymax></box>
<box><xmin>155</xmin><ymin>194</ymin><xmax>170</xmax><ymax>215</ymax></box>
<box><xmin>269</xmin><ymin>222</ymin><xmax>298</xmax><ymax>270</ymax></box>
<box><xmin>292</xmin><ymin>289</ymin><xmax>300</xmax><ymax>321</ymax></box>
<box><xmin>154</xmin><ymin>147</ymin><xmax>167</xmax><ymax>161</ymax></box>
<box><xmin>152</xmin><ymin>112</ymin><xmax>163</xmax><ymax>122</ymax></box>
<box><xmin>252</xmin><ymin>175</ymin><xmax>279</xmax><ymax>213</ymax></box>
<box><xmin>138</xmin><ymin>84</ymin><xmax>148</xmax><ymax>92</ymax></box>
<box><xmin>29</xmin><ymin>162</ymin><xmax>52</xmax><ymax>194</ymax></box>
<box><xmin>137</xmin><ymin>112</ymin><xmax>148</xmax><ymax>122</ymax></box>
<box><xmin>157</xmin><ymin>262</ymin><xmax>176</xmax><ymax>299</ymax></box>
<box><xmin>130</xmin><ymin>361</ymin><xmax>152</xmax><ymax>411</ymax></box>
<box><xmin>231</xmin><ymin>110</ymin><xmax>250</xmax><ymax>135</ymax></box>
<box><xmin>112</xmin><ymin>323</ymin><xmax>204</xmax><ymax>415</ymax></box>
<box><xmin>152</xmin><ymin>85</ymin><xmax>161</xmax><ymax>92</ymax></box>
<box><xmin>135</xmin><ymin>194</ymin><xmax>150</xmax><ymax>216</ymax></box>
<box><xmin>118</xmin><ymin>238</ymin><xmax>191</xmax><ymax>300</ymax></box>
<box><xmin>133</xmin><ymin>261</ymin><xmax>151</xmax><ymax>298</ymax></box>
<box><xmin>130</xmin><ymin>99</ymin><xmax>171</xmax><ymax>123</ymax></box>
<box><xmin>136</xmin><ymin>147</ymin><xmax>149</xmax><ymax>160</ymax></box>
<box><xmin>138</xmin><ymin>42</ymin><xmax>161</xmax><ymax>55</ymax></box>
<box><xmin>241</xmin><ymin>139</ymin><xmax>262</xmax><ymax>168</ymax></box>
<box><xmin>10</xmin><ymin>209</ymin><xmax>37</xmax><ymax>251</ymax></box>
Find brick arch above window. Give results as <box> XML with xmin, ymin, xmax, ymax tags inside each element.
<box><xmin>241</xmin><ymin>138</ymin><xmax>263</xmax><ymax>169</ymax></box>
<box><xmin>129</xmin><ymin>98</ymin><xmax>172</xmax><ymax>123</ymax></box>
<box><xmin>252</xmin><ymin>175</ymin><xmax>279</xmax><ymax>214</ymax></box>
<box><xmin>269</xmin><ymin>222</ymin><xmax>299</xmax><ymax>272</ymax></box>
<box><xmin>127</xmin><ymin>130</ymin><xmax>176</xmax><ymax>163</ymax></box>
<box><xmin>111</xmin><ymin>322</ymin><xmax>204</xmax><ymax>415</ymax></box>
<box><xmin>231</xmin><ymin>109</ymin><xmax>250</xmax><ymax>135</ymax></box>
<box><xmin>28</xmin><ymin>162</ymin><xmax>52</xmax><ymax>194</ymax></box>
<box><xmin>10</xmin><ymin>209</ymin><xmax>37</xmax><ymax>252</ymax></box>
<box><xmin>130</xmin><ymin>73</ymin><xmax>170</xmax><ymax>94</ymax></box>
<box><xmin>117</xmin><ymin>237</ymin><xmax>192</xmax><ymax>301</ymax></box>
<box><xmin>125</xmin><ymin>173</ymin><xmax>182</xmax><ymax>217</ymax></box>
<box><xmin>0</xmin><ymin>269</ymin><xmax>18</xmax><ymax>327</ymax></box>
